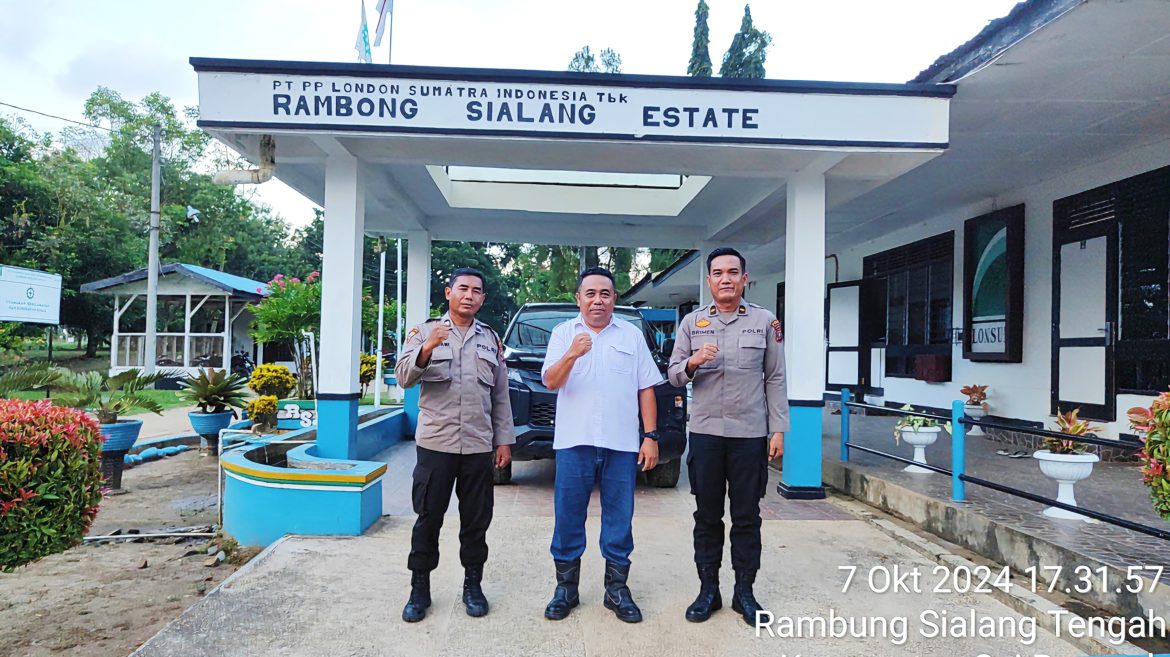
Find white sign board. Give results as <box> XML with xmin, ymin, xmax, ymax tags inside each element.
<box><xmin>196</xmin><ymin>67</ymin><xmax>950</xmax><ymax>148</ymax></box>
<box><xmin>0</xmin><ymin>266</ymin><xmax>62</xmax><ymax>325</ymax></box>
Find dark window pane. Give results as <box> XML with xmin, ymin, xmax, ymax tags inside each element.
<box><xmin>907</xmin><ymin>265</ymin><xmax>928</xmax><ymax>345</ymax></box>
<box><xmin>1119</xmin><ymin>202</ymin><xmax>1168</xmax><ymax>342</ymax></box>
<box><xmin>887</xmin><ymin>271</ymin><xmax>907</xmax><ymax>346</ymax></box>
<box><xmin>929</xmin><ymin>259</ymin><xmax>953</xmax><ymax>344</ymax></box>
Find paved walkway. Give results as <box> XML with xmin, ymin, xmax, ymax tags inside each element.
<box><xmin>134</xmin><ymin>406</ymin><xmax>202</xmax><ymax>441</ymax></box>
<box><xmin>132</xmin><ymin>446</ymin><xmax>1079</xmax><ymax>657</ymax></box>
<box><xmin>824</xmin><ymin>409</ymin><xmax>1170</xmax><ymax>578</ymax></box>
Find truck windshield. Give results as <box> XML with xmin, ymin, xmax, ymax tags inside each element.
<box><xmin>505</xmin><ymin>309</ymin><xmax>644</xmax><ymax>353</ymax></box>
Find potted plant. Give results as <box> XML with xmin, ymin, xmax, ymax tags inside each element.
<box><xmin>178</xmin><ymin>368</ymin><xmax>248</xmax><ymax>449</ymax></box>
<box><xmin>246</xmin><ymin>395</ymin><xmax>279</xmax><ymax>435</ymax></box>
<box><xmin>960</xmin><ymin>384</ymin><xmax>990</xmax><ymax>436</ymax></box>
<box><xmin>54</xmin><ymin>368</ymin><xmax>173</xmax><ymax>493</ymax></box>
<box><xmin>893</xmin><ymin>405</ymin><xmax>949</xmax><ymax>473</ymax></box>
<box><xmin>1127</xmin><ymin>390</ymin><xmax>1170</xmax><ymax>521</ymax></box>
<box><xmin>1033</xmin><ymin>408</ymin><xmax>1102</xmax><ymax>520</ymax></box>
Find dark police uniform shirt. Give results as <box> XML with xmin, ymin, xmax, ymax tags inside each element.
<box><xmin>396</xmin><ymin>313</ymin><xmax>515</xmax><ymax>454</ymax></box>
<box><xmin>668</xmin><ymin>301</ymin><xmax>789</xmax><ymax>437</ymax></box>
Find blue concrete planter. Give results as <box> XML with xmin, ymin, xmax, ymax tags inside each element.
<box><xmin>99</xmin><ymin>419</ymin><xmax>143</xmax><ymax>453</ymax></box>
<box><xmin>276</xmin><ymin>399</ymin><xmax>316</xmax><ymax>430</ymax></box>
<box><xmin>188</xmin><ymin>410</ymin><xmax>235</xmax><ymax>440</ymax></box>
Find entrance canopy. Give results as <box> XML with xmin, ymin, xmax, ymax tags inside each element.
<box><xmin>193</xmin><ymin>58</ymin><xmax>953</xmax><ymax>250</ymax></box>
<box><xmin>192</xmin><ymin>57</ymin><xmax>954</xmax><ymax>499</ymax></box>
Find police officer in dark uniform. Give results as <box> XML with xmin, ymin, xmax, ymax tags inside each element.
<box><xmin>395</xmin><ymin>267</ymin><xmax>514</xmax><ymax>622</ymax></box>
<box><xmin>668</xmin><ymin>247</ymin><xmax>788</xmax><ymax>625</ymax></box>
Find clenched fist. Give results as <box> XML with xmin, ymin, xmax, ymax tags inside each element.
<box><xmin>688</xmin><ymin>342</ymin><xmax>719</xmax><ymax>370</ymax></box>
<box><xmin>424</xmin><ymin>323</ymin><xmax>451</xmax><ymax>349</ymax></box>
<box><xmin>567</xmin><ymin>332</ymin><xmax>593</xmax><ymax>358</ymax></box>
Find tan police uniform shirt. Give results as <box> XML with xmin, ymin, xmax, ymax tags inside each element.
<box><xmin>667</xmin><ymin>301</ymin><xmax>789</xmax><ymax>437</ymax></box>
<box><xmin>395</xmin><ymin>314</ymin><xmax>515</xmax><ymax>454</ymax></box>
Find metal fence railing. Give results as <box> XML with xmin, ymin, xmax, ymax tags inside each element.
<box><xmin>838</xmin><ymin>388</ymin><xmax>1169</xmax><ymax>542</ymax></box>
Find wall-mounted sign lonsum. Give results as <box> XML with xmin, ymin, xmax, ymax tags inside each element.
<box><xmin>963</xmin><ymin>205</ymin><xmax>1024</xmax><ymax>362</ymax></box>
<box><xmin>192</xmin><ymin>60</ymin><xmax>952</xmax><ymax>148</ymax></box>
<box><xmin>0</xmin><ymin>265</ymin><xmax>61</xmax><ymax>325</ymax></box>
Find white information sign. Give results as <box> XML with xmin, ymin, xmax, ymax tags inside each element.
<box><xmin>0</xmin><ymin>266</ymin><xmax>62</xmax><ymax>325</ymax></box>
<box><xmin>196</xmin><ymin>66</ymin><xmax>950</xmax><ymax>148</ymax></box>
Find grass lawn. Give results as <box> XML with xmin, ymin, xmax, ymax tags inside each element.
<box><xmin>9</xmin><ymin>388</ymin><xmax>189</xmax><ymax>413</ymax></box>
<box><xmin>24</xmin><ymin>348</ymin><xmax>111</xmax><ymax>374</ymax></box>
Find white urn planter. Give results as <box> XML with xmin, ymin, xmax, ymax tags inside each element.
<box><xmin>1033</xmin><ymin>450</ymin><xmax>1099</xmax><ymax>520</ymax></box>
<box><xmin>899</xmin><ymin>426</ymin><xmax>942</xmax><ymax>473</ymax></box>
<box><xmin>964</xmin><ymin>404</ymin><xmax>987</xmax><ymax>436</ymax></box>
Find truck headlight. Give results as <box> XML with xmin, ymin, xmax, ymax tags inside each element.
<box><xmin>508</xmin><ymin>368</ymin><xmax>523</xmax><ymax>384</ymax></box>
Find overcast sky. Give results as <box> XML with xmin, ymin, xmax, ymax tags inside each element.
<box><xmin>0</xmin><ymin>0</ymin><xmax>1018</xmax><ymax>227</ymax></box>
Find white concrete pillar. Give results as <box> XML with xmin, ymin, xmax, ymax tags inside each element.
<box><xmin>405</xmin><ymin>230</ymin><xmax>432</xmax><ymax>330</ymax></box>
<box><xmin>403</xmin><ymin>230</ymin><xmax>432</xmax><ymax>433</ymax></box>
<box><xmin>780</xmin><ymin>171</ymin><xmax>827</xmax><ymax>499</ymax></box>
<box><xmin>317</xmin><ymin>153</ymin><xmax>365</xmax><ymax>459</ymax></box>
<box><xmin>697</xmin><ymin>242</ymin><xmax>713</xmax><ymax>306</ymax></box>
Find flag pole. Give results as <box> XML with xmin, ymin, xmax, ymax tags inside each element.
<box><xmin>374</xmin><ymin>239</ymin><xmax>386</xmax><ymax>408</ymax></box>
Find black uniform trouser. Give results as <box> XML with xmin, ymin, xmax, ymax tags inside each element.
<box><xmin>687</xmin><ymin>433</ymin><xmax>768</xmax><ymax>572</ymax></box>
<box><xmin>407</xmin><ymin>445</ymin><xmax>494</xmax><ymax>573</ymax></box>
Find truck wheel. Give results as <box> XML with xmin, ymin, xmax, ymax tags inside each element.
<box><xmin>493</xmin><ymin>462</ymin><xmax>513</xmax><ymax>485</ymax></box>
<box><xmin>646</xmin><ymin>458</ymin><xmax>681</xmax><ymax>488</ymax></box>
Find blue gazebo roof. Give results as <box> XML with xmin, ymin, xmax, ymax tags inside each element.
<box><xmin>81</xmin><ymin>263</ymin><xmax>270</xmax><ymax>299</ymax></box>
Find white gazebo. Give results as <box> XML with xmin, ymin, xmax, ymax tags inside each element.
<box><xmin>82</xmin><ymin>263</ymin><xmax>269</xmax><ymax>377</ymax></box>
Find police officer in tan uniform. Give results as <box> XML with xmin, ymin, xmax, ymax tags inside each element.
<box><xmin>395</xmin><ymin>267</ymin><xmax>514</xmax><ymax>623</ymax></box>
<box><xmin>668</xmin><ymin>247</ymin><xmax>788</xmax><ymax>626</ymax></box>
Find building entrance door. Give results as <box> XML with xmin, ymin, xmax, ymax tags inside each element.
<box><xmin>825</xmin><ymin>280</ymin><xmax>874</xmax><ymax>393</ymax></box>
<box><xmin>1052</xmin><ymin>229</ymin><xmax>1117</xmax><ymax>421</ymax></box>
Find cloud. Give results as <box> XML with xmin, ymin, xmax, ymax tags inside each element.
<box><xmin>55</xmin><ymin>42</ymin><xmax>191</xmax><ymax>105</ymax></box>
<box><xmin>0</xmin><ymin>1</ymin><xmax>52</xmax><ymax>64</ymax></box>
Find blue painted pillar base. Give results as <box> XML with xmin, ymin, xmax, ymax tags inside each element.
<box><xmin>317</xmin><ymin>395</ymin><xmax>359</xmax><ymax>460</ymax></box>
<box><xmin>403</xmin><ymin>386</ymin><xmax>419</xmax><ymax>437</ymax></box>
<box><xmin>778</xmin><ymin>402</ymin><xmax>827</xmax><ymax>500</ymax></box>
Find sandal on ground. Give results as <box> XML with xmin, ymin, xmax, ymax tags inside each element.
<box><xmin>1008</xmin><ymin>450</ymin><xmax>1030</xmax><ymax>458</ymax></box>
<box><xmin>995</xmin><ymin>449</ymin><xmax>1011</xmax><ymax>456</ymax></box>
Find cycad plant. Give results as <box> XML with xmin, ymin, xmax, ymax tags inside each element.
<box><xmin>54</xmin><ymin>369</ymin><xmax>174</xmax><ymax>424</ymax></box>
<box><xmin>0</xmin><ymin>363</ymin><xmax>62</xmax><ymax>398</ymax></box>
<box><xmin>178</xmin><ymin>368</ymin><xmax>248</xmax><ymax>414</ymax></box>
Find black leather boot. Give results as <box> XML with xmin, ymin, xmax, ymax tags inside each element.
<box><xmin>544</xmin><ymin>559</ymin><xmax>581</xmax><ymax>621</ymax></box>
<box><xmin>462</xmin><ymin>565</ymin><xmax>489</xmax><ymax>617</ymax></box>
<box><xmin>685</xmin><ymin>562</ymin><xmax>723</xmax><ymax>622</ymax></box>
<box><xmin>401</xmin><ymin>570</ymin><xmax>431</xmax><ymax>623</ymax></box>
<box><xmin>602</xmin><ymin>561</ymin><xmax>643</xmax><ymax>623</ymax></box>
<box><xmin>731</xmin><ymin>569</ymin><xmax>766</xmax><ymax>626</ymax></box>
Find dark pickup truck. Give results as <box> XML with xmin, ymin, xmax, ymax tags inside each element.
<box><xmin>499</xmin><ymin>303</ymin><xmax>688</xmax><ymax>487</ymax></box>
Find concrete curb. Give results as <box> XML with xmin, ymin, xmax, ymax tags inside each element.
<box><xmin>129</xmin><ymin>534</ymin><xmax>295</xmax><ymax>657</ymax></box>
<box><xmin>824</xmin><ymin>458</ymin><xmax>1170</xmax><ymax>625</ymax></box>
<box><xmin>827</xmin><ymin>495</ymin><xmax>1146</xmax><ymax>656</ymax></box>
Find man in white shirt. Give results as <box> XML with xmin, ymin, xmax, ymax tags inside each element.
<box><xmin>540</xmin><ymin>266</ymin><xmax>662</xmax><ymax>624</ymax></box>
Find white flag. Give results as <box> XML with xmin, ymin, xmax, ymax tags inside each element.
<box><xmin>355</xmin><ymin>0</ymin><xmax>373</xmax><ymax>63</ymax></box>
<box><xmin>373</xmin><ymin>0</ymin><xmax>393</xmax><ymax>47</ymax></box>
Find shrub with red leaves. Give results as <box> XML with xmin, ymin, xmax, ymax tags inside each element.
<box><xmin>0</xmin><ymin>399</ymin><xmax>104</xmax><ymax>571</ymax></box>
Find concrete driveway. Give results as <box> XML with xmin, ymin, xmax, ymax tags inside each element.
<box><xmin>132</xmin><ymin>445</ymin><xmax>1080</xmax><ymax>657</ymax></box>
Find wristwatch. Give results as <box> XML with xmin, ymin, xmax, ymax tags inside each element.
<box><xmin>641</xmin><ymin>430</ymin><xmax>659</xmax><ymax>442</ymax></box>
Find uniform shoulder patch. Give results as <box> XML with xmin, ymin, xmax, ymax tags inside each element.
<box><xmin>407</xmin><ymin>325</ymin><xmax>421</xmax><ymax>341</ymax></box>
<box><xmin>770</xmin><ymin>319</ymin><xmax>784</xmax><ymax>343</ymax></box>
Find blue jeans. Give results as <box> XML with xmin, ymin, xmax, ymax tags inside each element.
<box><xmin>550</xmin><ymin>446</ymin><xmax>637</xmax><ymax>565</ymax></box>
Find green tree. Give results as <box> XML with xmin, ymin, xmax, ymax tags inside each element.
<box><xmin>429</xmin><ymin>241</ymin><xmax>518</xmax><ymax>334</ymax></box>
<box><xmin>720</xmin><ymin>4</ymin><xmax>772</xmax><ymax>79</ymax></box>
<box><xmin>567</xmin><ymin>46</ymin><xmax>622</xmax><ymax>74</ymax></box>
<box><xmin>688</xmin><ymin>0</ymin><xmax>714</xmax><ymax>77</ymax></box>
<box><xmin>0</xmin><ymin>117</ymin><xmax>142</xmax><ymax>356</ymax></box>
